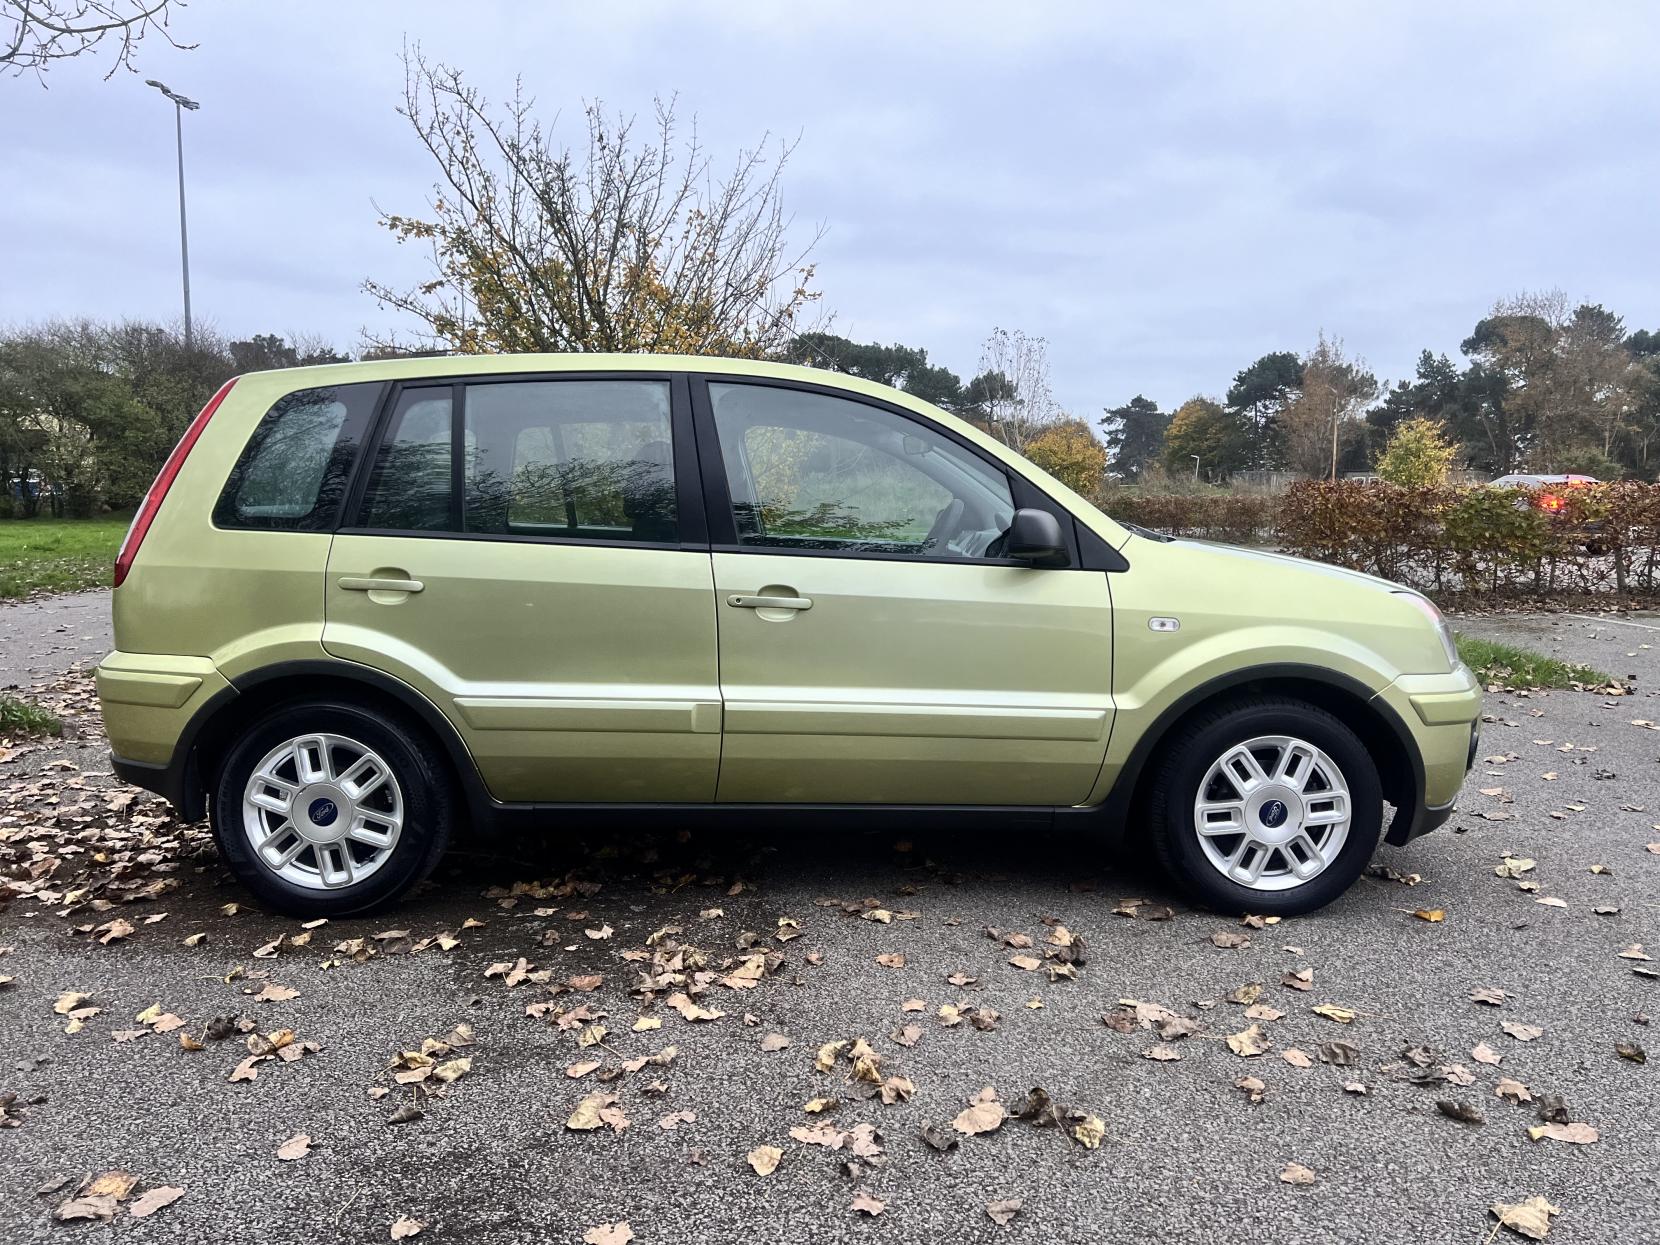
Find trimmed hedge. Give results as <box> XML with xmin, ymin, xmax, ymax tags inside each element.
<box><xmin>1098</xmin><ymin>492</ymin><xmax>1277</xmax><ymax>545</ymax></box>
<box><xmin>1100</xmin><ymin>481</ymin><xmax>1660</xmax><ymax>598</ymax></box>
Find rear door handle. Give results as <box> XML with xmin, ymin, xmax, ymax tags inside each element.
<box><xmin>727</xmin><ymin>593</ymin><xmax>812</xmax><ymax>611</ymax></box>
<box><xmin>339</xmin><ymin>577</ymin><xmax>424</xmax><ymax>594</ymax></box>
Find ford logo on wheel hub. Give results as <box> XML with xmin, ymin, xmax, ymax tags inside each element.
<box><xmin>1259</xmin><ymin>799</ymin><xmax>1289</xmax><ymax>829</ymax></box>
<box><xmin>308</xmin><ymin>798</ymin><xmax>339</xmax><ymax>827</ymax></box>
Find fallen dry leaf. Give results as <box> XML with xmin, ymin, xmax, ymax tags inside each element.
<box><xmin>747</xmin><ymin>1144</ymin><xmax>782</xmax><ymax>1175</ymax></box>
<box><xmin>1490</xmin><ymin>1196</ymin><xmax>1560</xmax><ymax>1240</ymax></box>
<box><xmin>1226</xmin><ymin>1023</ymin><xmax>1269</xmax><ymax>1057</ymax></box>
<box><xmin>1495</xmin><ymin>1077</ymin><xmax>1533</xmax><ymax>1104</ymax></box>
<box><xmin>850</xmin><ymin>1191</ymin><xmax>886</xmax><ymax>1217</ymax></box>
<box><xmin>1527</xmin><ymin>1121</ymin><xmax>1598</xmax><ymax>1145</ymax></box>
<box><xmin>277</xmin><ymin>1133</ymin><xmax>312</xmax><ymax>1161</ymax></box>
<box><xmin>567</xmin><ymin>1092</ymin><xmax>619</xmax><ymax>1132</ymax></box>
<box><xmin>986</xmin><ymin>1198</ymin><xmax>1023</xmax><ymax>1226</ymax></box>
<box><xmin>1071</xmin><ymin>1114</ymin><xmax>1106</xmax><ymax>1149</ymax></box>
<box><xmin>84</xmin><ymin>1171</ymin><xmax>138</xmax><ymax>1200</ymax></box>
<box><xmin>1279</xmin><ymin>1162</ymin><xmax>1316</xmax><ymax>1185</ymax></box>
<box><xmin>1436</xmin><ymin>1100</ymin><xmax>1484</xmax><ymax>1124</ymax></box>
<box><xmin>56</xmin><ymin>1196</ymin><xmax>117</xmax><ymax>1222</ymax></box>
<box><xmin>952</xmin><ymin>1089</ymin><xmax>1007</xmax><ymax>1136</ymax></box>
<box><xmin>129</xmin><ymin>1186</ymin><xmax>185</xmax><ymax>1218</ymax></box>
<box><xmin>390</xmin><ymin>1217</ymin><xmax>425</xmax><ymax>1240</ymax></box>
<box><xmin>583</xmin><ymin>1223</ymin><xmax>634</xmax><ymax>1245</ymax></box>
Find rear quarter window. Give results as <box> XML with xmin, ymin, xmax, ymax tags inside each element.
<box><xmin>213</xmin><ymin>382</ymin><xmax>384</xmax><ymax>530</ymax></box>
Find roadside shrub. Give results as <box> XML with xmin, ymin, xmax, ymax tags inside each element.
<box><xmin>1277</xmin><ymin>480</ymin><xmax>1660</xmax><ymax>598</ymax></box>
<box><xmin>1098</xmin><ymin>490</ymin><xmax>1277</xmax><ymax>544</ymax></box>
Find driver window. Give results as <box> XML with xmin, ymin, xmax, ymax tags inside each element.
<box><xmin>709</xmin><ymin>382</ymin><xmax>1015</xmax><ymax>558</ymax></box>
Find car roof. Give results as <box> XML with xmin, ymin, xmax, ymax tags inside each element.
<box><xmin>239</xmin><ymin>352</ymin><xmax>853</xmax><ymax>390</ymax></box>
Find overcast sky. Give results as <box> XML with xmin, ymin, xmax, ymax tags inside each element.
<box><xmin>4</xmin><ymin>1</ymin><xmax>1657</xmax><ymax>415</ymax></box>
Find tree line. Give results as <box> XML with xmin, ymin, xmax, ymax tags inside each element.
<box><xmin>1105</xmin><ymin>292</ymin><xmax>1660</xmax><ymax>486</ymax></box>
<box><xmin>0</xmin><ymin>322</ymin><xmax>358</xmax><ymax>517</ymax></box>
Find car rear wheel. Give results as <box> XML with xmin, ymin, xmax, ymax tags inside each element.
<box><xmin>1146</xmin><ymin>697</ymin><xmax>1383</xmax><ymax>916</ymax></box>
<box><xmin>211</xmin><ymin>701</ymin><xmax>453</xmax><ymax>917</ymax></box>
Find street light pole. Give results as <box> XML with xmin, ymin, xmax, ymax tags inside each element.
<box><xmin>145</xmin><ymin>80</ymin><xmax>200</xmax><ymax>350</ymax></box>
<box><xmin>1192</xmin><ymin>454</ymin><xmax>1201</xmax><ymax>482</ymax></box>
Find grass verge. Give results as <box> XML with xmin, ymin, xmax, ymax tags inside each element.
<box><xmin>1455</xmin><ymin>634</ymin><xmax>1612</xmax><ymax>690</ymax></box>
<box><xmin>0</xmin><ymin>693</ymin><xmax>62</xmax><ymax>736</ymax></box>
<box><xmin>0</xmin><ymin>515</ymin><xmax>129</xmax><ymax>600</ymax></box>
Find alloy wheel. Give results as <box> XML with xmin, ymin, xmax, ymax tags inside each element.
<box><xmin>1191</xmin><ymin>734</ymin><xmax>1351</xmax><ymax>892</ymax></box>
<box><xmin>240</xmin><ymin>732</ymin><xmax>404</xmax><ymax>890</ymax></box>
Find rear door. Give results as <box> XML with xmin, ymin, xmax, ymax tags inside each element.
<box><xmin>323</xmin><ymin>374</ymin><xmax>721</xmax><ymax>803</ymax></box>
<box><xmin>696</xmin><ymin>378</ymin><xmax>1115</xmax><ymax>806</ymax></box>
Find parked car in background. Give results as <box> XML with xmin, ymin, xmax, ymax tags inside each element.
<box><xmin>1488</xmin><ymin>473</ymin><xmax>1599</xmax><ymax>511</ymax></box>
<box><xmin>97</xmin><ymin>355</ymin><xmax>1481</xmax><ymax>919</ymax></box>
<box><xmin>1488</xmin><ymin>473</ymin><xmax>1605</xmax><ymax>551</ymax></box>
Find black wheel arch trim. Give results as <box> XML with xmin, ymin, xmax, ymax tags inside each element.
<box><xmin>131</xmin><ymin>659</ymin><xmax>491</xmax><ymax>824</ymax></box>
<box><xmin>1088</xmin><ymin>662</ymin><xmax>1427</xmax><ymax>845</ymax></box>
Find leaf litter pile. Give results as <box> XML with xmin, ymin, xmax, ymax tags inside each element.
<box><xmin>1</xmin><ymin>668</ymin><xmax>1657</xmax><ymax>1238</ymax></box>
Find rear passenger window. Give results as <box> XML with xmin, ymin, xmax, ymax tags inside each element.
<box><xmin>213</xmin><ymin>382</ymin><xmax>383</xmax><ymax>530</ymax></box>
<box><xmin>354</xmin><ymin>379</ymin><xmax>678</xmax><ymax>544</ymax></box>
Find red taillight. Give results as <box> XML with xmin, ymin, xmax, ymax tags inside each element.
<box><xmin>114</xmin><ymin>377</ymin><xmax>238</xmax><ymax>589</ymax></box>
<box><xmin>1538</xmin><ymin>493</ymin><xmax>1564</xmax><ymax>513</ymax></box>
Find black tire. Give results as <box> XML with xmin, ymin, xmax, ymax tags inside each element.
<box><xmin>1145</xmin><ymin>696</ymin><xmax>1383</xmax><ymax>916</ymax></box>
<box><xmin>211</xmin><ymin>700</ymin><xmax>454</xmax><ymax>918</ymax></box>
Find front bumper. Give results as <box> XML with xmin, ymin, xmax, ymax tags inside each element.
<box><xmin>1377</xmin><ymin>665</ymin><xmax>1482</xmax><ymax>846</ymax></box>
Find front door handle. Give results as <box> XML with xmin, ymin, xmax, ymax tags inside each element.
<box><xmin>727</xmin><ymin>593</ymin><xmax>812</xmax><ymax>611</ymax></box>
<box><xmin>339</xmin><ymin>576</ymin><xmax>425</xmax><ymax>594</ymax></box>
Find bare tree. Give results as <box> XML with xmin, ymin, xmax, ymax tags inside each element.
<box><xmin>2</xmin><ymin>0</ymin><xmax>193</xmax><ymax>81</ymax></box>
<box><xmin>973</xmin><ymin>327</ymin><xmax>1059</xmax><ymax>453</ymax></box>
<box><xmin>364</xmin><ymin>48</ymin><xmax>824</xmax><ymax>358</ymax></box>
<box><xmin>1282</xmin><ymin>333</ymin><xmax>1377</xmax><ymax>479</ymax></box>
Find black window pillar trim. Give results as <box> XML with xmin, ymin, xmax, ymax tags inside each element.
<box><xmin>668</xmin><ymin>372</ymin><xmax>709</xmax><ymax>546</ymax></box>
<box><xmin>688</xmin><ymin>375</ymin><xmax>739</xmax><ymax>546</ymax></box>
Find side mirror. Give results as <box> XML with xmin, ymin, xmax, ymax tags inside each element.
<box><xmin>1005</xmin><ymin>508</ymin><xmax>1068</xmax><ymax>566</ymax></box>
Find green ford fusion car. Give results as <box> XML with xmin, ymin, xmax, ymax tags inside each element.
<box><xmin>97</xmin><ymin>354</ymin><xmax>1481</xmax><ymax>918</ymax></box>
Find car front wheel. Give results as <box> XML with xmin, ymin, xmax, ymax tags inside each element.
<box><xmin>211</xmin><ymin>701</ymin><xmax>453</xmax><ymax>918</ymax></box>
<box><xmin>1147</xmin><ymin>697</ymin><xmax>1383</xmax><ymax>916</ymax></box>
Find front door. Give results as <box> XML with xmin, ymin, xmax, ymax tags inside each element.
<box><xmin>698</xmin><ymin>379</ymin><xmax>1115</xmax><ymax>806</ymax></box>
<box><xmin>323</xmin><ymin>376</ymin><xmax>720</xmax><ymax>803</ymax></box>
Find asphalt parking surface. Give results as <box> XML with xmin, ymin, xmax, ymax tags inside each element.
<box><xmin>1</xmin><ymin>595</ymin><xmax>1656</xmax><ymax>1243</ymax></box>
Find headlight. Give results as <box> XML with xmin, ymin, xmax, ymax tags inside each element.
<box><xmin>1394</xmin><ymin>591</ymin><xmax>1459</xmax><ymax>672</ymax></box>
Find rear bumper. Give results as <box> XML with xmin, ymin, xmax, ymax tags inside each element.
<box><xmin>97</xmin><ymin>651</ymin><xmax>230</xmax><ymax>820</ymax></box>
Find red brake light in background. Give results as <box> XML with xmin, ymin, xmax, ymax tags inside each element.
<box><xmin>1538</xmin><ymin>492</ymin><xmax>1565</xmax><ymax>514</ymax></box>
<box><xmin>113</xmin><ymin>377</ymin><xmax>238</xmax><ymax>588</ymax></box>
